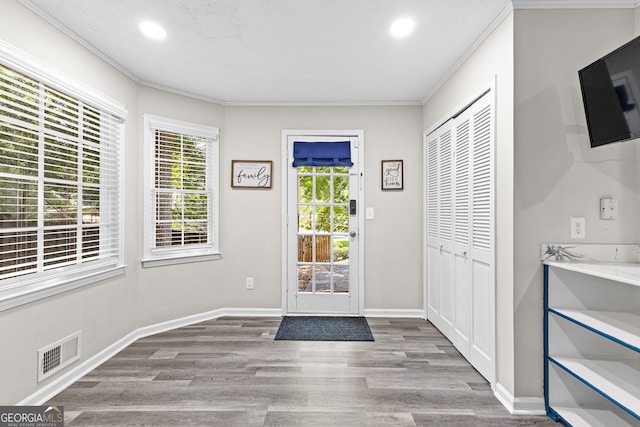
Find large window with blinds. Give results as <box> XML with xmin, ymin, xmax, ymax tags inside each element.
<box><xmin>142</xmin><ymin>115</ymin><xmax>219</xmax><ymax>267</ymax></box>
<box><xmin>0</xmin><ymin>43</ymin><xmax>125</xmax><ymax>308</ymax></box>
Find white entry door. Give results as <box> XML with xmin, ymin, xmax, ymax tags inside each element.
<box><xmin>283</xmin><ymin>131</ymin><xmax>362</xmax><ymax>314</ymax></box>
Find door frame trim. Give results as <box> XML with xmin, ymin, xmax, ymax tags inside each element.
<box><xmin>281</xmin><ymin>129</ymin><xmax>365</xmax><ymax>315</ymax></box>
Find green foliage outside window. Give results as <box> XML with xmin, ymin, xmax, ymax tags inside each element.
<box><xmin>155</xmin><ymin>131</ymin><xmax>209</xmax><ymax>246</ymax></box>
<box><xmin>1</xmin><ymin>66</ymin><xmax>102</xmax><ymax>227</ymax></box>
<box><xmin>297</xmin><ymin>166</ymin><xmax>350</xmax><ymax>261</ymax></box>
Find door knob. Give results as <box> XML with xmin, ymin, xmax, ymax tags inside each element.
<box><xmin>350</xmin><ymin>231</ymin><xmax>357</xmax><ymax>238</ymax></box>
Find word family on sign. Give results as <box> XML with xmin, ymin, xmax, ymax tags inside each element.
<box><xmin>235</xmin><ymin>167</ymin><xmax>270</xmax><ymax>187</ymax></box>
<box><xmin>231</xmin><ymin>161</ymin><xmax>272</xmax><ymax>188</ymax></box>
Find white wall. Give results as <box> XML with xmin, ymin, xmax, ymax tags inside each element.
<box><xmin>422</xmin><ymin>14</ymin><xmax>515</xmax><ymax>395</ymax></box>
<box><xmin>0</xmin><ymin>1</ymin><xmax>425</xmax><ymax>404</ymax></box>
<box><xmin>221</xmin><ymin>106</ymin><xmax>424</xmax><ymax>310</ymax></box>
<box><xmin>513</xmin><ymin>8</ymin><xmax>637</xmax><ymax>397</ymax></box>
<box><xmin>423</xmin><ymin>6</ymin><xmax>640</xmax><ymax>403</ymax></box>
<box><xmin>135</xmin><ymin>87</ymin><xmax>227</xmax><ymax>327</ymax></box>
<box><xmin>0</xmin><ymin>0</ymin><xmax>139</xmax><ymax>404</ymax></box>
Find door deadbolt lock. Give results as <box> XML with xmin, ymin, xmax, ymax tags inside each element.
<box><xmin>350</xmin><ymin>231</ymin><xmax>357</xmax><ymax>238</ymax></box>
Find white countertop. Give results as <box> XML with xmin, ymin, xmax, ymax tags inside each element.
<box><xmin>544</xmin><ymin>261</ymin><xmax>640</xmax><ymax>288</ymax></box>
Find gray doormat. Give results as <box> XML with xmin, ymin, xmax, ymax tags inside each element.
<box><xmin>274</xmin><ymin>316</ymin><xmax>374</xmax><ymax>341</ymax></box>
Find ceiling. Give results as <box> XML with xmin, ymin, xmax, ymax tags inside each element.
<box><xmin>19</xmin><ymin>0</ymin><xmax>512</xmax><ymax>105</ymax></box>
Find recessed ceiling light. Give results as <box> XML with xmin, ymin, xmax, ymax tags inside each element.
<box><xmin>390</xmin><ymin>18</ymin><xmax>415</xmax><ymax>37</ymax></box>
<box><xmin>139</xmin><ymin>21</ymin><xmax>167</xmax><ymax>40</ymax></box>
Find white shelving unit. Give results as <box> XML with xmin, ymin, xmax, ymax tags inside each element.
<box><xmin>544</xmin><ymin>261</ymin><xmax>640</xmax><ymax>427</ymax></box>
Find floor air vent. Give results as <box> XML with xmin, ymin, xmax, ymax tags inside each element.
<box><xmin>38</xmin><ymin>332</ymin><xmax>81</xmax><ymax>382</ymax></box>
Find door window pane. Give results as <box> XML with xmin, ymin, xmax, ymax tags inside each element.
<box><xmin>314</xmin><ymin>264</ymin><xmax>331</xmax><ymax>292</ymax></box>
<box><xmin>333</xmin><ymin>236</ymin><xmax>349</xmax><ymax>262</ymax></box>
<box><xmin>298</xmin><ymin>205</ymin><xmax>313</xmax><ymax>231</ymax></box>
<box><xmin>333</xmin><ymin>264</ymin><xmax>349</xmax><ymax>293</ymax></box>
<box><xmin>333</xmin><ymin>166</ymin><xmax>349</xmax><ymax>174</ymax></box>
<box><xmin>333</xmin><ymin>175</ymin><xmax>349</xmax><ymax>203</ymax></box>
<box><xmin>315</xmin><ymin>235</ymin><xmax>331</xmax><ymax>262</ymax></box>
<box><xmin>315</xmin><ymin>176</ymin><xmax>330</xmax><ymax>203</ymax></box>
<box><xmin>333</xmin><ymin>206</ymin><xmax>349</xmax><ymax>233</ymax></box>
<box><xmin>298</xmin><ymin>175</ymin><xmax>313</xmax><ymax>203</ymax></box>
<box><xmin>315</xmin><ymin>206</ymin><xmax>331</xmax><ymax>233</ymax></box>
<box><xmin>298</xmin><ymin>265</ymin><xmax>311</xmax><ymax>292</ymax></box>
<box><xmin>333</xmin><ymin>236</ymin><xmax>349</xmax><ymax>293</ymax></box>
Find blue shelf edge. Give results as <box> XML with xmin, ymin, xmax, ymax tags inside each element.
<box><xmin>548</xmin><ymin>308</ymin><xmax>640</xmax><ymax>354</ymax></box>
<box><xmin>547</xmin><ymin>356</ymin><xmax>640</xmax><ymax>421</ymax></box>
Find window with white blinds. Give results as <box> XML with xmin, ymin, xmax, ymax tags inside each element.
<box><xmin>142</xmin><ymin>115</ymin><xmax>219</xmax><ymax>267</ymax></box>
<box><xmin>0</xmin><ymin>47</ymin><xmax>125</xmax><ymax>300</ymax></box>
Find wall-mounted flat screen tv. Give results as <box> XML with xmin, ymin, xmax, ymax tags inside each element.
<box><xmin>579</xmin><ymin>35</ymin><xmax>640</xmax><ymax>148</ymax></box>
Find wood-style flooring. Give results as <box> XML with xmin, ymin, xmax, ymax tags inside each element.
<box><xmin>47</xmin><ymin>317</ymin><xmax>558</xmax><ymax>426</ymax></box>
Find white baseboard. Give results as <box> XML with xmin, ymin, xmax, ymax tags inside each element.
<box><xmin>136</xmin><ymin>307</ymin><xmax>282</xmax><ymax>339</ymax></box>
<box><xmin>363</xmin><ymin>309</ymin><xmax>425</xmax><ymax>318</ymax></box>
<box><xmin>19</xmin><ymin>330</ymin><xmax>139</xmax><ymax>406</ymax></box>
<box><xmin>494</xmin><ymin>382</ymin><xmax>546</xmax><ymax>415</ymax></box>
<box><xmin>19</xmin><ymin>307</ymin><xmax>282</xmax><ymax>406</ymax></box>
<box><xmin>220</xmin><ymin>307</ymin><xmax>283</xmax><ymax>317</ymax></box>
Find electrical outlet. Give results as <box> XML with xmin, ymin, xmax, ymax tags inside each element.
<box><xmin>245</xmin><ymin>277</ymin><xmax>254</xmax><ymax>290</ymax></box>
<box><xmin>570</xmin><ymin>217</ymin><xmax>586</xmax><ymax>239</ymax></box>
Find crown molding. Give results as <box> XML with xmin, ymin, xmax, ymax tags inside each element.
<box><xmin>422</xmin><ymin>1</ymin><xmax>513</xmax><ymax>104</ymax></box>
<box><xmin>138</xmin><ymin>81</ymin><xmax>227</xmax><ymax>106</ymax></box>
<box><xmin>223</xmin><ymin>100</ymin><xmax>424</xmax><ymax>107</ymax></box>
<box><xmin>512</xmin><ymin>0</ymin><xmax>639</xmax><ymax>9</ymax></box>
<box><xmin>16</xmin><ymin>0</ymin><xmax>141</xmax><ymax>84</ymax></box>
<box><xmin>139</xmin><ymin>80</ymin><xmax>423</xmax><ymax>106</ymax></box>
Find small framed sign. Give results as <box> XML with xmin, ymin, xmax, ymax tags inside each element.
<box><xmin>231</xmin><ymin>160</ymin><xmax>272</xmax><ymax>188</ymax></box>
<box><xmin>381</xmin><ymin>160</ymin><xmax>403</xmax><ymax>190</ymax></box>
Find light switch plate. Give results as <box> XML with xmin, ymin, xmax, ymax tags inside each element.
<box><xmin>600</xmin><ymin>198</ymin><xmax>617</xmax><ymax>220</ymax></box>
<box><xmin>366</xmin><ymin>207</ymin><xmax>375</xmax><ymax>220</ymax></box>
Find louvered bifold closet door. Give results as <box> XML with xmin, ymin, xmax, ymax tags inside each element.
<box><xmin>425</xmin><ymin>129</ymin><xmax>440</xmax><ymax>321</ymax></box>
<box><xmin>425</xmin><ymin>120</ymin><xmax>454</xmax><ymax>337</ymax></box>
<box><xmin>451</xmin><ymin>112</ymin><xmax>472</xmax><ymax>359</ymax></box>
<box><xmin>467</xmin><ymin>91</ymin><xmax>495</xmax><ymax>384</ymax></box>
<box><xmin>438</xmin><ymin>123</ymin><xmax>455</xmax><ymax>338</ymax></box>
<box><xmin>424</xmin><ymin>89</ymin><xmax>495</xmax><ymax>385</ymax></box>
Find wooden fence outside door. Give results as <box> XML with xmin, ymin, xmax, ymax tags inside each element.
<box><xmin>298</xmin><ymin>234</ymin><xmax>331</xmax><ymax>262</ymax></box>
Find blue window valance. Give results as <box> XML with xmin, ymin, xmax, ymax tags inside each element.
<box><xmin>292</xmin><ymin>141</ymin><xmax>354</xmax><ymax>167</ymax></box>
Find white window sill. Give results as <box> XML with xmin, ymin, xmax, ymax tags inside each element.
<box><xmin>141</xmin><ymin>253</ymin><xmax>222</xmax><ymax>268</ymax></box>
<box><xmin>0</xmin><ymin>264</ymin><xmax>126</xmax><ymax>313</ymax></box>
